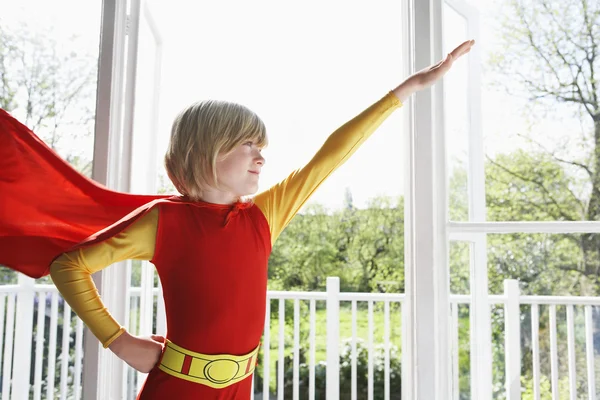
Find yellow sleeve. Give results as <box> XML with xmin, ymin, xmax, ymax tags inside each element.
<box><xmin>49</xmin><ymin>207</ymin><xmax>159</xmax><ymax>348</ymax></box>
<box><xmin>254</xmin><ymin>91</ymin><xmax>402</xmax><ymax>243</ymax></box>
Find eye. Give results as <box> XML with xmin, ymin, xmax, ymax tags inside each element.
<box><xmin>244</xmin><ymin>141</ymin><xmax>253</xmax><ymax>147</ymax></box>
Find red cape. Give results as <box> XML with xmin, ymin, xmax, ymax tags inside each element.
<box><xmin>0</xmin><ymin>108</ymin><xmax>169</xmax><ymax>278</ymax></box>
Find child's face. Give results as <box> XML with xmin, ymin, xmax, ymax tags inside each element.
<box><xmin>215</xmin><ymin>140</ymin><xmax>265</xmax><ymax>198</ymax></box>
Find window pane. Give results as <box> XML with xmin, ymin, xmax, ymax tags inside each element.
<box><xmin>449</xmin><ymin>302</ymin><xmax>471</xmax><ymax>399</ymax></box>
<box><xmin>443</xmin><ymin>3</ymin><xmax>470</xmax><ymax>222</ymax></box>
<box><xmin>1</xmin><ymin>1</ymin><xmax>101</xmax><ymax>175</ymax></box>
<box><xmin>487</xmin><ymin>233</ymin><xmax>600</xmax><ymax>296</ymax></box>
<box><xmin>449</xmin><ymin>240</ymin><xmax>472</xmax><ymax>397</ymax></box>
<box><xmin>1</xmin><ymin>0</ymin><xmax>102</xmax><ymax>284</ymax></box>
<box><xmin>450</xmin><ymin>241</ymin><xmax>471</xmax><ymax>295</ymax></box>
<box><xmin>472</xmin><ymin>0</ymin><xmax>596</xmax><ymax>221</ymax></box>
<box><xmin>131</xmin><ymin>4</ymin><xmax>162</xmax><ymax>195</ymax></box>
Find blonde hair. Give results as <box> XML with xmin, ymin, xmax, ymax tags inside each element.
<box><xmin>164</xmin><ymin>100</ymin><xmax>268</xmax><ymax>200</ymax></box>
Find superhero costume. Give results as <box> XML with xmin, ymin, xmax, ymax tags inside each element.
<box><xmin>0</xmin><ymin>92</ymin><xmax>402</xmax><ymax>399</ymax></box>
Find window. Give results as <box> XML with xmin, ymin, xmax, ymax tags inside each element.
<box><xmin>1</xmin><ymin>1</ymin><xmax>102</xmax><ymax>398</ymax></box>
<box><xmin>144</xmin><ymin>1</ymin><xmax>407</xmax><ymax>398</ymax></box>
<box><xmin>445</xmin><ymin>0</ymin><xmax>600</xmax><ymax>397</ymax></box>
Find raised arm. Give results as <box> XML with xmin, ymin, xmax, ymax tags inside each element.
<box><xmin>254</xmin><ymin>39</ymin><xmax>475</xmax><ymax>243</ymax></box>
<box><xmin>253</xmin><ymin>92</ymin><xmax>401</xmax><ymax>243</ymax></box>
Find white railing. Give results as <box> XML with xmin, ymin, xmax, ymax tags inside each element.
<box><xmin>450</xmin><ymin>281</ymin><xmax>600</xmax><ymax>400</ymax></box>
<box><xmin>258</xmin><ymin>278</ymin><xmax>405</xmax><ymax>400</ymax></box>
<box><xmin>0</xmin><ymin>278</ymin><xmax>598</xmax><ymax>399</ymax></box>
<box><xmin>0</xmin><ymin>283</ymin><xmax>85</xmax><ymax>400</ymax></box>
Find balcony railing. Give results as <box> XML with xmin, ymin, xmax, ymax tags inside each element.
<box><xmin>0</xmin><ymin>278</ymin><xmax>597</xmax><ymax>399</ymax></box>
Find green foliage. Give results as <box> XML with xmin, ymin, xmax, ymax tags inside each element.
<box><xmin>448</xmin><ymin>163</ymin><xmax>469</xmax><ymax>221</ymax></box>
<box><xmin>339</xmin><ymin>339</ymin><xmax>402</xmax><ymax>399</ymax></box>
<box><xmin>486</xmin><ymin>151</ymin><xmax>583</xmax><ymax>222</ymax></box>
<box><xmin>269</xmin><ymin>204</ymin><xmax>343</xmax><ymax>291</ymax></box>
<box><xmin>483</xmin><ymin>150</ymin><xmax>600</xmax><ymax>295</ymax></box>
<box><xmin>521</xmin><ymin>374</ymin><xmax>574</xmax><ymax>400</ymax></box>
<box><xmin>0</xmin><ymin>267</ymin><xmax>17</xmax><ymax>284</ymax></box>
<box><xmin>269</xmin><ymin>198</ymin><xmax>404</xmax><ymax>293</ymax></box>
<box><xmin>266</xmin><ymin>339</ymin><xmax>402</xmax><ymax>400</ymax></box>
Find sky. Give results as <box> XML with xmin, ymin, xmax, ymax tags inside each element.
<box><xmin>1</xmin><ymin>0</ymin><xmax>590</xmax><ymax>211</ymax></box>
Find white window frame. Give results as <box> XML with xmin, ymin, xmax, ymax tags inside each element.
<box><xmin>126</xmin><ymin>1</ymin><xmax>165</xmax><ymax>394</ymax></box>
<box><xmin>440</xmin><ymin>0</ymin><xmax>493</xmax><ymax>399</ymax></box>
<box><xmin>406</xmin><ymin>0</ymin><xmax>493</xmax><ymax>398</ymax></box>
<box><xmin>84</xmin><ymin>0</ymin><xmax>149</xmax><ymax>398</ymax></box>
<box><xmin>403</xmin><ymin>0</ymin><xmax>451</xmax><ymax>398</ymax></box>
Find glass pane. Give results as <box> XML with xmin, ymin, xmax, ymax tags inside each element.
<box><xmin>489</xmin><ymin>303</ymin><xmax>506</xmax><ymax>400</ymax></box>
<box><xmin>131</xmin><ymin>3</ymin><xmax>161</xmax><ymax>195</ymax></box>
<box><xmin>1</xmin><ymin>1</ymin><xmax>102</xmax><ymax>284</ymax></box>
<box><xmin>443</xmin><ymin>3</ymin><xmax>470</xmax><ymax>222</ymax></box>
<box><xmin>449</xmin><ymin>241</ymin><xmax>471</xmax><ymax>399</ymax></box>
<box><xmin>450</xmin><ymin>241</ymin><xmax>471</xmax><ymax>295</ymax></box>
<box><xmin>473</xmin><ymin>0</ymin><xmax>597</xmax><ymax>221</ymax></box>
<box><xmin>1</xmin><ymin>1</ymin><xmax>101</xmax><ymax>174</ymax></box>
<box><xmin>487</xmin><ymin>233</ymin><xmax>600</xmax><ymax>296</ymax></box>
<box><xmin>449</xmin><ymin>302</ymin><xmax>471</xmax><ymax>399</ymax></box>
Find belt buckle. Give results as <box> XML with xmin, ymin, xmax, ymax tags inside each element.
<box><xmin>199</xmin><ymin>358</ymin><xmax>241</xmax><ymax>384</ymax></box>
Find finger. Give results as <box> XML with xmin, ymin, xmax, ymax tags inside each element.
<box><xmin>450</xmin><ymin>39</ymin><xmax>475</xmax><ymax>59</ymax></box>
<box><xmin>436</xmin><ymin>39</ymin><xmax>474</xmax><ymax>72</ymax></box>
<box><xmin>151</xmin><ymin>335</ymin><xmax>166</xmax><ymax>343</ymax></box>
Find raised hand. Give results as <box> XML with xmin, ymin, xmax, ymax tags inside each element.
<box><xmin>393</xmin><ymin>39</ymin><xmax>475</xmax><ymax>102</ymax></box>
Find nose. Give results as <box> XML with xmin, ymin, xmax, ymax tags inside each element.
<box><xmin>255</xmin><ymin>153</ymin><xmax>265</xmax><ymax>166</ymax></box>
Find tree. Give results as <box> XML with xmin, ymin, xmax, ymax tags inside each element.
<box><xmin>337</xmin><ymin>197</ymin><xmax>404</xmax><ymax>293</ymax></box>
<box><xmin>489</xmin><ymin>0</ymin><xmax>600</xmax><ymax>287</ymax></box>
<box><xmin>485</xmin><ymin>151</ymin><xmax>584</xmax><ymax>293</ymax></box>
<box><xmin>0</xmin><ymin>21</ymin><xmax>97</xmax><ymax>175</ymax></box>
<box><xmin>269</xmin><ymin>204</ymin><xmax>343</xmax><ymax>290</ymax></box>
<box><xmin>269</xmin><ymin>197</ymin><xmax>404</xmax><ymax>293</ymax></box>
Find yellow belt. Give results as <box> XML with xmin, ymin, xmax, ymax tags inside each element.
<box><xmin>158</xmin><ymin>340</ymin><xmax>259</xmax><ymax>389</ymax></box>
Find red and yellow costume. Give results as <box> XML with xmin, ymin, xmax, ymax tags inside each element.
<box><xmin>0</xmin><ymin>92</ymin><xmax>401</xmax><ymax>399</ymax></box>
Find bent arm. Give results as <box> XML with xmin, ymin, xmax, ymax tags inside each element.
<box><xmin>50</xmin><ymin>208</ymin><xmax>159</xmax><ymax>348</ymax></box>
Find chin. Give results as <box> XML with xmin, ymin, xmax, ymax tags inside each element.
<box><xmin>237</xmin><ymin>186</ymin><xmax>259</xmax><ymax>198</ymax></box>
